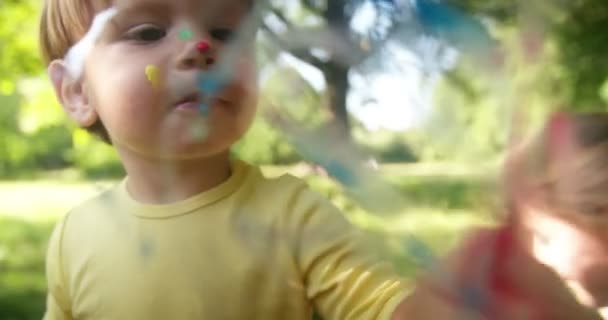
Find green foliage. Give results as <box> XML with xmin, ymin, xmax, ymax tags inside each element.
<box><xmin>262</xmin><ymin>66</ymin><xmax>330</xmax><ymax>129</ymax></box>
<box><xmin>232</xmin><ymin>116</ymin><xmax>299</xmax><ymax>164</ymax></box>
<box><xmin>68</xmin><ymin>129</ymin><xmax>124</xmax><ymax>178</ymax></box>
<box><xmin>0</xmin><ymin>0</ymin><xmax>73</xmax><ymax>178</ymax></box>
<box><xmin>233</xmin><ymin>65</ymin><xmax>334</xmax><ymax>165</ymax></box>
<box><xmin>352</xmin><ymin>127</ymin><xmax>417</xmax><ymax>163</ymax></box>
<box><xmin>0</xmin><ymin>89</ymin><xmax>72</xmax><ymax>178</ymax></box>
<box><xmin>0</xmin><ymin>93</ymin><xmax>23</xmax><ymax>176</ymax></box>
<box><xmin>0</xmin><ymin>217</ymin><xmax>52</xmax><ymax>320</ymax></box>
<box><xmin>554</xmin><ymin>0</ymin><xmax>608</xmax><ymax>109</ymax></box>
<box><xmin>415</xmin><ymin>71</ymin><xmax>510</xmax><ymax>161</ymax></box>
<box><xmin>456</xmin><ymin>0</ymin><xmax>608</xmax><ymax>110</ymax></box>
<box><xmin>0</xmin><ymin>0</ymin><xmax>42</xmax><ymax>84</ymax></box>
<box><xmin>18</xmin><ymin>79</ymin><xmax>67</xmax><ymax>133</ymax></box>
<box><xmin>450</xmin><ymin>0</ymin><xmax>518</xmax><ymax>24</ymax></box>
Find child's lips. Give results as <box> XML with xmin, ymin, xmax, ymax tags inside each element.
<box><xmin>173</xmin><ymin>92</ymin><xmax>230</xmax><ymax>112</ymax></box>
<box><xmin>175</xmin><ymin>101</ymin><xmax>200</xmax><ymax>111</ymax></box>
<box><xmin>173</xmin><ymin>93</ymin><xmax>201</xmax><ymax>111</ymax></box>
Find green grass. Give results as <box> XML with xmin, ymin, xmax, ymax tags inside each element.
<box><xmin>0</xmin><ymin>164</ymin><xmax>496</xmax><ymax>319</ymax></box>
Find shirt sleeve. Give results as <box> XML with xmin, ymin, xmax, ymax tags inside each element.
<box><xmin>290</xmin><ymin>188</ymin><xmax>409</xmax><ymax>320</ymax></box>
<box><xmin>43</xmin><ymin>217</ymin><xmax>73</xmax><ymax>320</ymax></box>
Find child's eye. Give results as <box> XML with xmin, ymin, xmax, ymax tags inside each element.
<box><xmin>209</xmin><ymin>28</ymin><xmax>236</xmax><ymax>42</ymax></box>
<box><xmin>126</xmin><ymin>25</ymin><xmax>167</xmax><ymax>43</ymax></box>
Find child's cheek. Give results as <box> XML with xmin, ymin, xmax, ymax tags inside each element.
<box><xmin>237</xmin><ymin>57</ymin><xmax>257</xmax><ymax>89</ymax></box>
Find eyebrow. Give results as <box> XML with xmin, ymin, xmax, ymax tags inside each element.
<box><xmin>98</xmin><ymin>2</ymin><xmax>175</xmax><ymax>40</ymax></box>
<box><xmin>101</xmin><ymin>0</ymin><xmax>259</xmax><ymax>39</ymax></box>
<box><xmin>109</xmin><ymin>0</ymin><xmax>173</xmax><ymax>23</ymax></box>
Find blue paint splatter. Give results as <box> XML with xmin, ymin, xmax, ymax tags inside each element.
<box><xmin>404</xmin><ymin>236</ymin><xmax>436</xmax><ymax>267</ymax></box>
<box><xmin>324</xmin><ymin>160</ymin><xmax>358</xmax><ymax>186</ymax></box>
<box><xmin>198</xmin><ymin>104</ymin><xmax>210</xmax><ymax>116</ymax></box>
<box><xmin>404</xmin><ymin>234</ymin><xmax>492</xmax><ymax>315</ymax></box>
<box><xmin>198</xmin><ymin>72</ymin><xmax>226</xmax><ymax>94</ymax></box>
<box><xmin>415</xmin><ymin>0</ymin><xmax>463</xmax><ymax>32</ymax></box>
<box><xmin>414</xmin><ymin>0</ymin><xmax>494</xmax><ymax>54</ymax></box>
<box><xmin>461</xmin><ymin>284</ymin><xmax>488</xmax><ymax>313</ymax></box>
<box><xmin>139</xmin><ymin>238</ymin><xmax>155</xmax><ymax>259</ymax></box>
<box><xmin>197</xmin><ymin>70</ymin><xmax>231</xmax><ymax>116</ymax></box>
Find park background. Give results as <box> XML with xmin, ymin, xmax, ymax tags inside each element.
<box><xmin>1</xmin><ymin>0</ymin><xmax>607</xmax><ymax>319</ymax></box>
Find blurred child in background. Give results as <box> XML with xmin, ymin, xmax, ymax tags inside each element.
<box><xmin>506</xmin><ymin>112</ymin><xmax>608</xmax><ymax>317</ymax></box>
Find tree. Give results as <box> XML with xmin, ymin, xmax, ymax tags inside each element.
<box><xmin>453</xmin><ymin>0</ymin><xmax>608</xmax><ymax>110</ymax></box>
<box><xmin>553</xmin><ymin>0</ymin><xmax>608</xmax><ymax>109</ymax></box>
<box><xmin>259</xmin><ymin>0</ymin><xmax>508</xmax><ymax>149</ymax></box>
<box><xmin>260</xmin><ymin>0</ymin><xmax>409</xmax><ymax>142</ymax></box>
<box><xmin>0</xmin><ymin>0</ymin><xmax>41</xmax><ymax>85</ymax></box>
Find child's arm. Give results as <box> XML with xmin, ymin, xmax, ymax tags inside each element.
<box><xmin>289</xmin><ymin>192</ymin><xmax>408</xmax><ymax>320</ymax></box>
<box><xmin>289</xmin><ymin>186</ymin><xmax>600</xmax><ymax>319</ymax></box>
<box><xmin>43</xmin><ymin>218</ymin><xmax>73</xmax><ymax>320</ymax></box>
<box><xmin>391</xmin><ymin>227</ymin><xmax>603</xmax><ymax>320</ymax></box>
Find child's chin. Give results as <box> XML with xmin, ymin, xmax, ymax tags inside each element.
<box><xmin>156</xmin><ymin>149</ymin><xmax>214</xmax><ymax>161</ymax></box>
<box><xmin>160</xmin><ymin>140</ymin><xmax>229</xmax><ymax>160</ymax></box>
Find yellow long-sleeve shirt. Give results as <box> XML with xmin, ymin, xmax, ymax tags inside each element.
<box><xmin>44</xmin><ymin>160</ymin><xmax>407</xmax><ymax>319</ymax></box>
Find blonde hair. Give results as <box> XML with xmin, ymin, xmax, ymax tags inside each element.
<box><xmin>39</xmin><ymin>0</ymin><xmax>113</xmax><ymax>142</ymax></box>
<box><xmin>505</xmin><ymin>112</ymin><xmax>608</xmax><ymax>227</ymax></box>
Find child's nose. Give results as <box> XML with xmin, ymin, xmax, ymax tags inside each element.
<box><xmin>177</xmin><ymin>39</ymin><xmax>216</xmax><ymax>70</ymax></box>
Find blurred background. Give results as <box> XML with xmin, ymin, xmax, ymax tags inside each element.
<box><xmin>1</xmin><ymin>0</ymin><xmax>607</xmax><ymax>318</ymax></box>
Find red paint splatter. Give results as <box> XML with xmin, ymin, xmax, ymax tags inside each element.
<box><xmin>197</xmin><ymin>41</ymin><xmax>211</xmax><ymax>54</ymax></box>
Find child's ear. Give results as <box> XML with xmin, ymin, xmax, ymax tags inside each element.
<box><xmin>48</xmin><ymin>60</ymin><xmax>98</xmax><ymax>127</ymax></box>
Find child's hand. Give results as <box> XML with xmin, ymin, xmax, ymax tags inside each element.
<box><xmin>392</xmin><ymin>227</ymin><xmax>602</xmax><ymax>320</ymax></box>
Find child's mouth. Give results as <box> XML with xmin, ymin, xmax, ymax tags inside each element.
<box><xmin>173</xmin><ymin>92</ymin><xmax>230</xmax><ymax>114</ymax></box>
<box><xmin>174</xmin><ymin>93</ymin><xmax>202</xmax><ymax>111</ymax></box>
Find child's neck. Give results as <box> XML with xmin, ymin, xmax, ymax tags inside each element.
<box><xmin>120</xmin><ymin>150</ymin><xmax>232</xmax><ymax>204</ymax></box>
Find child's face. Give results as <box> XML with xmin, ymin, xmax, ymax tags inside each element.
<box><xmin>522</xmin><ymin>208</ymin><xmax>608</xmax><ymax>307</ymax></box>
<box><xmin>518</xmin><ymin>135</ymin><xmax>608</xmax><ymax>307</ymax></box>
<box><xmin>82</xmin><ymin>0</ymin><xmax>257</xmax><ymax>158</ymax></box>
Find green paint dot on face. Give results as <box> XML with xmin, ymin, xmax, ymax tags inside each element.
<box><xmin>179</xmin><ymin>28</ymin><xmax>194</xmax><ymax>40</ymax></box>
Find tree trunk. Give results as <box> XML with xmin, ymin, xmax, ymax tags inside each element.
<box><xmin>322</xmin><ymin>0</ymin><xmax>354</xmax><ymax>142</ymax></box>
<box><xmin>323</xmin><ymin>62</ymin><xmax>351</xmax><ymax>142</ymax></box>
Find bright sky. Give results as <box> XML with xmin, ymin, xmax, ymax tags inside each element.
<box><xmin>274</xmin><ymin>1</ymin><xmax>458</xmax><ymax>132</ymax></box>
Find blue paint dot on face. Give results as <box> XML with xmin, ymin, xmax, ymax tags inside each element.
<box><xmin>196</xmin><ymin>67</ymin><xmax>235</xmax><ymax>116</ymax></box>
<box><xmin>200</xmin><ymin>78</ymin><xmax>220</xmax><ymax>94</ymax></box>
<box><xmin>198</xmin><ymin>103</ymin><xmax>210</xmax><ymax>116</ymax></box>
<box><xmin>198</xmin><ymin>72</ymin><xmax>227</xmax><ymax>95</ymax></box>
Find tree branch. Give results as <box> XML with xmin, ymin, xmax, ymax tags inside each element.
<box><xmin>259</xmin><ymin>23</ymin><xmax>326</xmax><ymax>68</ymax></box>
<box><xmin>301</xmin><ymin>0</ymin><xmax>322</xmax><ymax>16</ymax></box>
<box><xmin>268</xmin><ymin>6</ymin><xmax>293</xmax><ymax>28</ymax></box>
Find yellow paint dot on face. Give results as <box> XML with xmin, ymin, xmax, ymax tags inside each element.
<box><xmin>145</xmin><ymin>65</ymin><xmax>160</xmax><ymax>88</ymax></box>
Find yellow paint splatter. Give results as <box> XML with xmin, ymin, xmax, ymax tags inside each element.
<box><xmin>145</xmin><ymin>65</ymin><xmax>161</xmax><ymax>88</ymax></box>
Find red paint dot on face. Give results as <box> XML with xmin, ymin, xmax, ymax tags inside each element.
<box><xmin>197</xmin><ymin>41</ymin><xmax>211</xmax><ymax>53</ymax></box>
